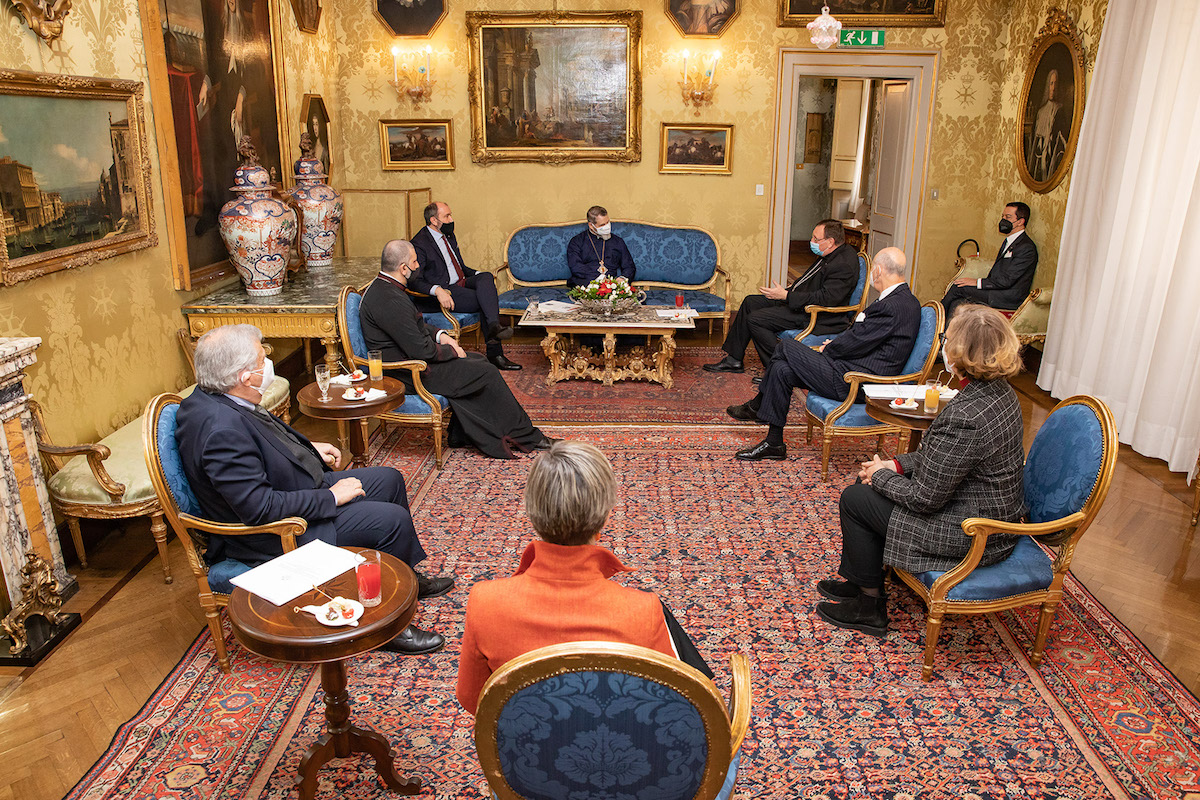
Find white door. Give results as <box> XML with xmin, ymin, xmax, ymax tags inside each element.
<box><xmin>869</xmin><ymin>80</ymin><xmax>912</xmax><ymax>258</ymax></box>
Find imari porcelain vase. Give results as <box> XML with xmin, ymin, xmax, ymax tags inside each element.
<box><xmin>218</xmin><ymin>138</ymin><xmax>297</xmax><ymax>297</ymax></box>
<box><xmin>290</xmin><ymin>134</ymin><xmax>342</xmax><ymax>269</ymax></box>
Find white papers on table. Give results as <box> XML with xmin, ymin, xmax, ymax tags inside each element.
<box><xmin>345</xmin><ymin>387</ymin><xmax>388</xmax><ymax>401</ymax></box>
<box><xmin>655</xmin><ymin>308</ymin><xmax>700</xmax><ymax>318</ymax></box>
<box><xmin>862</xmin><ymin>384</ymin><xmax>925</xmax><ymax>400</ymax></box>
<box><xmin>330</xmin><ymin>374</ymin><xmax>357</xmax><ymax>386</ymax></box>
<box><xmin>535</xmin><ymin>300</ymin><xmax>580</xmax><ymax>313</ymax></box>
<box><xmin>229</xmin><ymin>540</ymin><xmax>362</xmax><ymax>606</ymax></box>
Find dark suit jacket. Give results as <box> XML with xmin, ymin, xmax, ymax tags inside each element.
<box><xmin>410</xmin><ymin>225</ymin><xmax>478</xmax><ymax>295</ymax></box>
<box><xmin>175</xmin><ymin>389</ymin><xmax>335</xmax><ymax>565</ymax></box>
<box><xmin>786</xmin><ymin>242</ymin><xmax>859</xmax><ymax>331</ymax></box>
<box><xmin>981</xmin><ymin>232</ymin><xmax>1038</xmax><ymax>310</ymax></box>
<box><xmin>871</xmin><ymin>377</ymin><xmax>1026</xmax><ymax>573</ymax></box>
<box><xmin>822</xmin><ymin>283</ymin><xmax>922</xmax><ymax>379</ymax></box>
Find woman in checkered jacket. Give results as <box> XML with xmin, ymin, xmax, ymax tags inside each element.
<box><xmin>815</xmin><ymin>304</ymin><xmax>1026</xmax><ymax>637</ymax></box>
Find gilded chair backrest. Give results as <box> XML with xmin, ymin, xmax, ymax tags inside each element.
<box><xmin>1024</xmin><ymin>396</ymin><xmax>1117</xmax><ymax>533</ymax></box>
<box><xmin>476</xmin><ymin>641</ymin><xmax>734</xmax><ymax>800</ymax></box>
<box><xmin>336</xmin><ymin>284</ymin><xmax>370</xmax><ymax>367</ymax></box>
<box><xmin>899</xmin><ymin>301</ymin><xmax>946</xmax><ymax>380</ymax></box>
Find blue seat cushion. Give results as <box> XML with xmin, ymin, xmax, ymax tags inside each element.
<box><xmin>641</xmin><ymin>289</ymin><xmax>725</xmax><ymax>313</ymax></box>
<box><xmin>424</xmin><ymin>311</ymin><xmax>480</xmax><ymax>331</ymax></box>
<box><xmin>913</xmin><ymin>537</ymin><xmax>1053</xmax><ymax>600</ymax></box>
<box><xmin>1024</xmin><ymin>403</ymin><xmax>1104</xmax><ymax>523</ymax></box>
<box><xmin>806</xmin><ymin>393</ymin><xmax>876</xmax><ymax>428</ymax></box>
<box><xmin>498</xmin><ymin>287</ymin><xmax>574</xmax><ymax>311</ymax></box>
<box><xmin>779</xmin><ymin>330</ymin><xmax>839</xmax><ymax>347</ymax></box>
<box><xmin>394</xmin><ymin>393</ymin><xmax>450</xmax><ymax>414</ymax></box>
<box><xmin>207</xmin><ymin>558</ymin><xmax>252</xmax><ymax>594</ymax></box>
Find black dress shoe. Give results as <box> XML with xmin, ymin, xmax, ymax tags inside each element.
<box><xmin>751</xmin><ymin>376</ymin><xmax>763</xmax><ymax>386</ymax></box>
<box><xmin>413</xmin><ymin>570</ymin><xmax>455</xmax><ymax>599</ymax></box>
<box><xmin>735</xmin><ymin>440</ymin><xmax>787</xmax><ymax>461</ymax></box>
<box><xmin>703</xmin><ymin>356</ymin><xmax>744</xmax><ymax>373</ymax></box>
<box><xmin>489</xmin><ymin>354</ymin><xmax>522</xmax><ymax>370</ymax></box>
<box><xmin>817</xmin><ymin>578</ymin><xmax>861</xmax><ymax>601</ymax></box>
<box><xmin>534</xmin><ymin>436</ymin><xmax>560</xmax><ymax>450</ymax></box>
<box><xmin>815</xmin><ymin>594</ymin><xmax>888</xmax><ymax>637</ymax></box>
<box><xmin>726</xmin><ymin>402</ymin><xmax>760</xmax><ymax>422</ymax></box>
<box><xmin>380</xmin><ymin>624</ymin><xmax>446</xmax><ymax>655</ymax></box>
<box><xmin>486</xmin><ymin>321</ymin><xmax>514</xmax><ymax>341</ymax></box>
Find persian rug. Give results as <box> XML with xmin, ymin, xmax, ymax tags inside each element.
<box><xmin>487</xmin><ymin>344</ymin><xmax>777</xmax><ymax>425</ymax></box>
<box><xmin>69</xmin><ymin>427</ymin><xmax>1200</xmax><ymax>799</ymax></box>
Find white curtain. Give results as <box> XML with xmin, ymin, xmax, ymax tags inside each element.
<box><xmin>1038</xmin><ymin>0</ymin><xmax>1200</xmax><ymax>480</ymax></box>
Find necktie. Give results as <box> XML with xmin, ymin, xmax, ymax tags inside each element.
<box><xmin>444</xmin><ymin>240</ymin><xmax>466</xmax><ymax>287</ymax></box>
<box><xmin>251</xmin><ymin>405</ymin><xmax>326</xmax><ymax>487</ymax></box>
<box><xmin>997</xmin><ymin>240</ymin><xmax>1010</xmax><ymax>260</ymax></box>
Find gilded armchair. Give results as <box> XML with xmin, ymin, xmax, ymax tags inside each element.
<box><xmin>947</xmin><ymin>240</ymin><xmax>1049</xmax><ymax>347</ymax></box>
<box><xmin>778</xmin><ymin>251</ymin><xmax>871</xmax><ymax>347</ymax></box>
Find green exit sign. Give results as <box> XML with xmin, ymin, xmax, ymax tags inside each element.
<box><xmin>840</xmin><ymin>28</ymin><xmax>886</xmax><ymax>48</ymax></box>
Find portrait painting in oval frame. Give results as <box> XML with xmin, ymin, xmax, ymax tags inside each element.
<box><xmin>1017</xmin><ymin>9</ymin><xmax>1087</xmax><ymax>193</ymax></box>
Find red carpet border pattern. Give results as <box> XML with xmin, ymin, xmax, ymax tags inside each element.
<box><xmin>68</xmin><ymin>427</ymin><xmax>1200</xmax><ymax>799</ymax></box>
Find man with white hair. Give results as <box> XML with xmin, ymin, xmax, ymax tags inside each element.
<box><xmin>175</xmin><ymin>324</ymin><xmax>452</xmax><ymax>655</ymax></box>
<box><xmin>726</xmin><ymin>247</ymin><xmax>922</xmax><ymax>461</ymax></box>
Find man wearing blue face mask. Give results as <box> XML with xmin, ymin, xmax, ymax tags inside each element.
<box><xmin>705</xmin><ymin>219</ymin><xmax>858</xmax><ymax>374</ymax></box>
<box><xmin>566</xmin><ymin>205</ymin><xmax>637</xmax><ymax>288</ymax></box>
<box><xmin>940</xmin><ymin>202</ymin><xmax>1038</xmax><ymax>321</ymax></box>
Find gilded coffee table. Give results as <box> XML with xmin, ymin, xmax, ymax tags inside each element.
<box><xmin>518</xmin><ymin>305</ymin><xmax>695</xmax><ymax>389</ymax></box>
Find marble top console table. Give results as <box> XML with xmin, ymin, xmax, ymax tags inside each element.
<box><xmin>181</xmin><ymin>257</ymin><xmax>380</xmax><ymax>374</ymax></box>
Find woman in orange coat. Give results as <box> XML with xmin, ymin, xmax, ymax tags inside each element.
<box><xmin>456</xmin><ymin>440</ymin><xmax>706</xmax><ymax>714</ymax></box>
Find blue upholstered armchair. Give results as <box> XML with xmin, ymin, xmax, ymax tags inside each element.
<box><xmin>778</xmin><ymin>252</ymin><xmax>871</xmax><ymax>347</ymax></box>
<box><xmin>475</xmin><ymin>641</ymin><xmax>751</xmax><ymax>800</ymax></box>
<box><xmin>338</xmin><ymin>285</ymin><xmax>453</xmax><ymax>469</ymax></box>
<box><xmin>803</xmin><ymin>301</ymin><xmax>945</xmax><ymax>481</ymax></box>
<box><xmin>401</xmin><ymin>287</ymin><xmax>482</xmax><ymax>345</ymax></box>
<box><xmin>142</xmin><ymin>393</ymin><xmax>306</xmax><ymax>673</ymax></box>
<box><xmin>891</xmin><ymin>395</ymin><xmax>1119</xmax><ymax>681</ymax></box>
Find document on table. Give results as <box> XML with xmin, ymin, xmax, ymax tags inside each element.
<box><xmin>537</xmin><ymin>301</ymin><xmax>580</xmax><ymax>313</ymax></box>
<box><xmin>229</xmin><ymin>540</ymin><xmax>363</xmax><ymax>606</ymax></box>
<box><xmin>862</xmin><ymin>384</ymin><xmax>925</xmax><ymax>400</ymax></box>
<box><xmin>655</xmin><ymin>308</ymin><xmax>700</xmax><ymax>318</ymax></box>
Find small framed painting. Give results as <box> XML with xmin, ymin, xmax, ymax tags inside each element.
<box><xmin>300</xmin><ymin>95</ymin><xmax>332</xmax><ymax>179</ymax></box>
<box><xmin>659</xmin><ymin>123</ymin><xmax>733</xmax><ymax>175</ymax></box>
<box><xmin>379</xmin><ymin>120</ymin><xmax>454</xmax><ymax>170</ymax></box>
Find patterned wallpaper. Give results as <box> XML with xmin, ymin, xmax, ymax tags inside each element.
<box><xmin>0</xmin><ymin>0</ymin><xmax>1107</xmax><ymax>445</ymax></box>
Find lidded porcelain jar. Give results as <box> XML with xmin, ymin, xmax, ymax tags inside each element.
<box><xmin>218</xmin><ymin>137</ymin><xmax>297</xmax><ymax>296</ymax></box>
<box><xmin>291</xmin><ymin>132</ymin><xmax>342</xmax><ymax>269</ymax></box>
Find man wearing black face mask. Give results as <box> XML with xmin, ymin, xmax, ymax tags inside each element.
<box><xmin>410</xmin><ymin>201</ymin><xmax>519</xmax><ymax>371</ymax></box>
<box><xmin>940</xmin><ymin>202</ymin><xmax>1038</xmax><ymax>320</ymax></box>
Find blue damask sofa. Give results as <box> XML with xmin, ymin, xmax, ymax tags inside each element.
<box><xmin>495</xmin><ymin>220</ymin><xmax>731</xmax><ymax>334</ymax></box>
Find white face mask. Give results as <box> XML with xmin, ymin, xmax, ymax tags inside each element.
<box><xmin>243</xmin><ymin>357</ymin><xmax>275</xmax><ymax>400</ymax></box>
<box><xmin>940</xmin><ymin>345</ymin><xmax>954</xmax><ymax>376</ymax></box>
<box><xmin>593</xmin><ymin>223</ymin><xmax>612</xmax><ymax>240</ymax></box>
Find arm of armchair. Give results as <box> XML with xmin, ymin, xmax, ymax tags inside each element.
<box><xmin>817</xmin><ymin>369</ymin><xmax>926</xmax><ymax>427</ymax></box>
<box><xmin>726</xmin><ymin>652</ymin><xmax>752</xmax><ymax>755</ymax></box>
<box><xmin>793</xmin><ymin>302</ymin><xmax>865</xmax><ymax>342</ymax></box>
<box><xmin>384</xmin><ymin>358</ymin><xmax>445</xmax><ymax>413</ymax></box>
<box><xmin>177</xmin><ymin>514</ymin><xmax>309</xmax><ymax>554</ymax></box>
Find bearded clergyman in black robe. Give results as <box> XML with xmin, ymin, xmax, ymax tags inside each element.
<box><xmin>359</xmin><ymin>239</ymin><xmax>551</xmax><ymax>459</ymax></box>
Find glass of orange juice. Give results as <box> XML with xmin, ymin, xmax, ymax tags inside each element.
<box><xmin>367</xmin><ymin>350</ymin><xmax>383</xmax><ymax>382</ymax></box>
<box><xmin>924</xmin><ymin>380</ymin><xmax>940</xmax><ymax>413</ymax></box>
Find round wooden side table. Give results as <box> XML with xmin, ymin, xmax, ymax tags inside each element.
<box><xmin>865</xmin><ymin>397</ymin><xmax>944</xmax><ymax>452</ymax></box>
<box><xmin>227</xmin><ymin>547</ymin><xmax>423</xmax><ymax>799</ymax></box>
<box><xmin>297</xmin><ymin>376</ymin><xmax>405</xmax><ymax>468</ymax></box>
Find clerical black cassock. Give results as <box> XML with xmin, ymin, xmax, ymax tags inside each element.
<box><xmin>359</xmin><ymin>274</ymin><xmax>544</xmax><ymax>458</ymax></box>
<box><xmin>566</xmin><ymin>229</ymin><xmax>636</xmax><ymax>288</ymax></box>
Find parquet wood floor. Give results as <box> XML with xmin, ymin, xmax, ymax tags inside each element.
<box><xmin>1</xmin><ymin>339</ymin><xmax>1196</xmax><ymax>800</ymax></box>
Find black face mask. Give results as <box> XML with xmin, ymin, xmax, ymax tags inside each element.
<box><xmin>438</xmin><ymin>220</ymin><xmax>455</xmax><ymax>237</ymax></box>
<box><xmin>998</xmin><ymin>219</ymin><xmax>1014</xmax><ymax>235</ymax></box>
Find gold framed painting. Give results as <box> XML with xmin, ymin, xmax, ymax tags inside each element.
<box><xmin>660</xmin><ymin>123</ymin><xmax>733</xmax><ymax>175</ymax></box>
<box><xmin>1016</xmin><ymin>9</ymin><xmax>1087</xmax><ymax>194</ymax></box>
<box><xmin>667</xmin><ymin>0</ymin><xmax>739</xmax><ymax>38</ymax></box>
<box><xmin>466</xmin><ymin>10</ymin><xmax>642</xmax><ymax>165</ymax></box>
<box><xmin>375</xmin><ymin>0</ymin><xmax>445</xmax><ymax>37</ymax></box>
<box><xmin>300</xmin><ymin>94</ymin><xmax>332</xmax><ymax>179</ymax></box>
<box><xmin>0</xmin><ymin>70</ymin><xmax>156</xmax><ymax>286</ymax></box>
<box><xmin>380</xmin><ymin>120</ymin><xmax>454</xmax><ymax>170</ymax></box>
<box><xmin>778</xmin><ymin>0</ymin><xmax>945</xmax><ymax>28</ymax></box>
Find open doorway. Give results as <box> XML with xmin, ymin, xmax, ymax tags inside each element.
<box><xmin>768</xmin><ymin>49</ymin><xmax>939</xmax><ymax>289</ymax></box>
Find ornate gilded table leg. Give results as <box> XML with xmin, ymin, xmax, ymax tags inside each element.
<box><xmin>541</xmin><ymin>332</ymin><xmax>564</xmax><ymax>387</ymax></box>
<box><xmin>602</xmin><ymin>333</ymin><xmax>617</xmax><ymax>386</ymax></box>
<box><xmin>320</xmin><ymin>337</ymin><xmax>341</xmax><ymax>375</ymax></box>
<box><xmin>657</xmin><ymin>332</ymin><xmax>677</xmax><ymax>390</ymax></box>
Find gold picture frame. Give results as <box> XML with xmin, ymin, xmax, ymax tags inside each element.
<box><xmin>374</xmin><ymin>0</ymin><xmax>446</xmax><ymax>38</ymax></box>
<box><xmin>467</xmin><ymin>10</ymin><xmax>642</xmax><ymax>165</ymax></box>
<box><xmin>1016</xmin><ymin>9</ymin><xmax>1087</xmax><ymax>194</ymax></box>
<box><xmin>379</xmin><ymin>120</ymin><xmax>454</xmax><ymax>170</ymax></box>
<box><xmin>667</xmin><ymin>0</ymin><xmax>739</xmax><ymax>38</ymax></box>
<box><xmin>659</xmin><ymin>123</ymin><xmax>733</xmax><ymax>175</ymax></box>
<box><xmin>778</xmin><ymin>0</ymin><xmax>946</xmax><ymax>28</ymax></box>
<box><xmin>0</xmin><ymin>70</ymin><xmax>156</xmax><ymax>286</ymax></box>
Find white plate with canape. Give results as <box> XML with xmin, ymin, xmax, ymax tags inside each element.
<box><xmin>297</xmin><ymin>597</ymin><xmax>364</xmax><ymax>627</ymax></box>
<box><xmin>342</xmin><ymin>386</ymin><xmax>370</xmax><ymax>401</ymax></box>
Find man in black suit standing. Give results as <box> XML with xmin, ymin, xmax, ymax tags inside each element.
<box><xmin>728</xmin><ymin>247</ymin><xmax>921</xmax><ymax>461</ymax></box>
<box><xmin>410</xmin><ymin>201</ymin><xmax>519</xmax><ymax>370</ymax></box>
<box><xmin>176</xmin><ymin>324</ymin><xmax>452</xmax><ymax>655</ymax></box>
<box><xmin>940</xmin><ymin>202</ymin><xmax>1038</xmax><ymax>320</ymax></box>
<box><xmin>704</xmin><ymin>219</ymin><xmax>859</xmax><ymax>373</ymax></box>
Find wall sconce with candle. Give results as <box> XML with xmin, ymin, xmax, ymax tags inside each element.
<box><xmin>679</xmin><ymin>50</ymin><xmax>719</xmax><ymax>116</ymax></box>
<box><xmin>390</xmin><ymin>45</ymin><xmax>435</xmax><ymax>105</ymax></box>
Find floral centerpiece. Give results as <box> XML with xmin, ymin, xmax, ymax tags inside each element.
<box><xmin>567</xmin><ymin>273</ymin><xmax>644</xmax><ymax>316</ymax></box>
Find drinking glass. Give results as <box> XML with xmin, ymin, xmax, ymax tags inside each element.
<box><xmin>675</xmin><ymin>292</ymin><xmax>685</xmax><ymax>308</ymax></box>
<box><xmin>315</xmin><ymin>364</ymin><xmax>331</xmax><ymax>403</ymax></box>
<box><xmin>368</xmin><ymin>350</ymin><xmax>383</xmax><ymax>382</ymax></box>
<box><xmin>356</xmin><ymin>550</ymin><xmax>382</xmax><ymax>607</ymax></box>
<box><xmin>923</xmin><ymin>380</ymin><xmax>940</xmax><ymax>414</ymax></box>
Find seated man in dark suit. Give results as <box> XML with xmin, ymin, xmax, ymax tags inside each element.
<box><xmin>361</xmin><ymin>239</ymin><xmax>553</xmax><ymax>459</ymax></box>
<box><xmin>176</xmin><ymin>324</ymin><xmax>452</xmax><ymax>655</ymax></box>
<box><xmin>704</xmin><ymin>218</ymin><xmax>858</xmax><ymax>374</ymax></box>
<box><xmin>728</xmin><ymin>247</ymin><xmax>922</xmax><ymax>461</ymax></box>
<box><xmin>410</xmin><ymin>201</ymin><xmax>519</xmax><ymax>371</ymax></box>
<box><xmin>566</xmin><ymin>205</ymin><xmax>636</xmax><ymax>288</ymax></box>
<box><xmin>940</xmin><ymin>201</ymin><xmax>1038</xmax><ymax>320</ymax></box>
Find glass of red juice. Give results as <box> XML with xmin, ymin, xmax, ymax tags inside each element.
<box><xmin>356</xmin><ymin>550</ymin><xmax>382</xmax><ymax>607</ymax></box>
<box><xmin>675</xmin><ymin>293</ymin><xmax>685</xmax><ymax>308</ymax></box>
